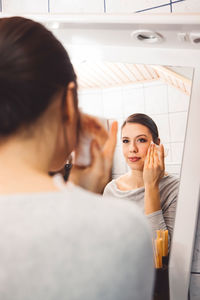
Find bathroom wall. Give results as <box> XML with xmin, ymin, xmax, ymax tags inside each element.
<box><xmin>1</xmin><ymin>0</ymin><xmax>200</xmax><ymax>13</ymax></box>
<box><xmin>78</xmin><ymin>80</ymin><xmax>190</xmax><ymax>178</ymax></box>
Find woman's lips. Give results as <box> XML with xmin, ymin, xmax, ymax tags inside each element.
<box><xmin>128</xmin><ymin>157</ymin><xmax>141</xmax><ymax>162</ymax></box>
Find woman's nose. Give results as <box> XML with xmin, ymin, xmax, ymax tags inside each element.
<box><xmin>129</xmin><ymin>142</ymin><xmax>138</xmax><ymax>153</ymax></box>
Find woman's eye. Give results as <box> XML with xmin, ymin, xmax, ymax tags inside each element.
<box><xmin>138</xmin><ymin>138</ymin><xmax>147</xmax><ymax>143</ymax></box>
<box><xmin>122</xmin><ymin>139</ymin><xmax>129</xmax><ymax>143</ymax></box>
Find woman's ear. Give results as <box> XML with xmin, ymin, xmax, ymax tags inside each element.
<box><xmin>63</xmin><ymin>81</ymin><xmax>76</xmax><ymax>123</ymax></box>
<box><xmin>156</xmin><ymin>138</ymin><xmax>161</xmax><ymax>145</ymax></box>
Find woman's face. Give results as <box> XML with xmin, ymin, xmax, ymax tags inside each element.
<box><xmin>121</xmin><ymin>122</ymin><xmax>153</xmax><ymax>171</ymax></box>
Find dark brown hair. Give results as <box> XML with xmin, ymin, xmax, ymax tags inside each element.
<box><xmin>122</xmin><ymin>113</ymin><xmax>159</xmax><ymax>144</ymax></box>
<box><xmin>0</xmin><ymin>17</ymin><xmax>77</xmax><ymax>136</ymax></box>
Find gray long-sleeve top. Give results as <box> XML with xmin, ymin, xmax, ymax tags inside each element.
<box><xmin>103</xmin><ymin>174</ymin><xmax>179</xmax><ymax>246</ymax></box>
<box><xmin>0</xmin><ymin>182</ymin><xmax>154</xmax><ymax>300</ymax></box>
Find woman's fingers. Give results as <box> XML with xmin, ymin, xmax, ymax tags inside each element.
<box><xmin>149</xmin><ymin>143</ymin><xmax>154</xmax><ymax>167</ymax></box>
<box><xmin>144</xmin><ymin>143</ymin><xmax>151</xmax><ymax>167</ymax></box>
<box><xmin>143</xmin><ymin>142</ymin><xmax>165</xmax><ymax>185</ymax></box>
<box><xmin>159</xmin><ymin>144</ymin><xmax>165</xmax><ymax>170</ymax></box>
<box><xmin>89</xmin><ymin>139</ymin><xmax>103</xmax><ymax>171</ymax></box>
<box><xmin>154</xmin><ymin>145</ymin><xmax>159</xmax><ymax>165</ymax></box>
<box><xmin>103</xmin><ymin>121</ymin><xmax>118</xmax><ymax>161</ymax></box>
<box><xmin>69</xmin><ymin>139</ymin><xmax>104</xmax><ymax>193</ymax></box>
<box><xmin>79</xmin><ymin>113</ymin><xmax>108</xmax><ymax>147</ymax></box>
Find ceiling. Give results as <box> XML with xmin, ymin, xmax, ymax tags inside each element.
<box><xmin>73</xmin><ymin>62</ymin><xmax>192</xmax><ymax>95</ymax></box>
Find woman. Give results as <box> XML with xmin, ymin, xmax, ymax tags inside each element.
<box><xmin>0</xmin><ymin>17</ymin><xmax>154</xmax><ymax>300</ymax></box>
<box><xmin>104</xmin><ymin>113</ymin><xmax>179</xmax><ymax>248</ymax></box>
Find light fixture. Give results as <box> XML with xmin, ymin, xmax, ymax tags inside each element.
<box><xmin>189</xmin><ymin>32</ymin><xmax>200</xmax><ymax>44</ymax></box>
<box><xmin>131</xmin><ymin>29</ymin><xmax>164</xmax><ymax>44</ymax></box>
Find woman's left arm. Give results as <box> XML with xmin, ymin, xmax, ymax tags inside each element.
<box><xmin>146</xmin><ymin>178</ymin><xmax>178</xmax><ymax>249</ymax></box>
<box><xmin>143</xmin><ymin>144</ymin><xmax>179</xmax><ymax>248</ymax></box>
<box><xmin>143</xmin><ymin>143</ymin><xmax>165</xmax><ymax>215</ymax></box>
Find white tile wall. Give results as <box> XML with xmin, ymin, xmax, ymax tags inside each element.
<box><xmin>102</xmin><ymin>87</ymin><xmax>123</xmax><ymax>119</ymax></box>
<box><xmin>165</xmin><ymin>163</ymin><xmax>181</xmax><ymax>176</ymax></box>
<box><xmin>150</xmin><ymin>114</ymin><xmax>170</xmax><ymax>143</ymax></box>
<box><xmin>171</xmin><ymin>142</ymin><xmax>184</xmax><ymax>163</ymax></box>
<box><xmin>163</xmin><ymin>143</ymin><xmax>172</xmax><ymax>163</ymax></box>
<box><xmin>172</xmin><ymin>0</ymin><xmax>200</xmax><ymax>12</ymax></box>
<box><xmin>168</xmin><ymin>86</ymin><xmax>190</xmax><ymax>113</ymax></box>
<box><xmin>2</xmin><ymin>0</ymin><xmax>199</xmax><ymax>14</ymax></box>
<box><xmin>50</xmin><ymin>0</ymin><xmax>104</xmax><ymax>13</ymax></box>
<box><xmin>112</xmin><ymin>146</ymin><xmax>127</xmax><ymax>174</ymax></box>
<box><xmin>122</xmin><ymin>86</ymin><xmax>145</xmax><ymax>118</ymax></box>
<box><xmin>144</xmin><ymin>84</ymin><xmax>168</xmax><ymax>115</ymax></box>
<box><xmin>143</xmin><ymin>5</ymin><xmax>170</xmax><ymax>13</ymax></box>
<box><xmin>106</xmin><ymin>0</ymin><xmax>170</xmax><ymax>13</ymax></box>
<box><xmin>169</xmin><ymin>112</ymin><xmax>188</xmax><ymax>142</ymax></box>
<box><xmin>114</xmin><ymin>118</ymin><xmax>124</xmax><ymax>146</ymax></box>
<box><xmin>2</xmin><ymin>0</ymin><xmax>48</xmax><ymax>13</ymax></box>
<box><xmin>78</xmin><ymin>90</ymin><xmax>104</xmax><ymax>117</ymax></box>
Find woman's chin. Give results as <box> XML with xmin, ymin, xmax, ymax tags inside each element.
<box><xmin>127</xmin><ymin>162</ymin><xmax>144</xmax><ymax>172</ymax></box>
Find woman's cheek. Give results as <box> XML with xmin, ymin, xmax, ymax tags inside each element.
<box><xmin>122</xmin><ymin>145</ymin><xmax>127</xmax><ymax>157</ymax></box>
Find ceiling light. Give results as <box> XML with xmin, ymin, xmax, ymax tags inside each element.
<box><xmin>189</xmin><ymin>32</ymin><xmax>200</xmax><ymax>44</ymax></box>
<box><xmin>131</xmin><ymin>30</ymin><xmax>164</xmax><ymax>44</ymax></box>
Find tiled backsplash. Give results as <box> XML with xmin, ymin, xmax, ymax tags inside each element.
<box><xmin>78</xmin><ymin>80</ymin><xmax>190</xmax><ymax>177</ymax></box>
<box><xmin>1</xmin><ymin>0</ymin><xmax>199</xmax><ymax>13</ymax></box>
<box><xmin>172</xmin><ymin>0</ymin><xmax>200</xmax><ymax>12</ymax></box>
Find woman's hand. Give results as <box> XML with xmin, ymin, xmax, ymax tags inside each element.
<box><xmin>143</xmin><ymin>143</ymin><xmax>165</xmax><ymax>214</ymax></box>
<box><xmin>69</xmin><ymin>121</ymin><xmax>118</xmax><ymax>194</ymax></box>
<box><xmin>143</xmin><ymin>143</ymin><xmax>165</xmax><ymax>188</ymax></box>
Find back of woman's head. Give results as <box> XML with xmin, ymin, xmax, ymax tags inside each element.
<box><xmin>122</xmin><ymin>113</ymin><xmax>160</xmax><ymax>144</ymax></box>
<box><xmin>0</xmin><ymin>16</ymin><xmax>76</xmax><ymax>136</ymax></box>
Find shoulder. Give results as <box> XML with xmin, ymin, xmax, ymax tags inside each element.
<box><xmin>116</xmin><ymin>173</ymin><xmax>129</xmax><ymax>184</ymax></box>
<box><xmin>0</xmin><ymin>186</ymin><xmax>151</xmax><ymax>243</ymax></box>
<box><xmin>69</xmin><ymin>184</ymin><xmax>150</xmax><ymax>233</ymax></box>
<box><xmin>0</xmin><ymin>188</ymin><xmax>154</xmax><ymax>300</ymax></box>
<box><xmin>103</xmin><ymin>178</ymin><xmax>117</xmax><ymax>196</ymax></box>
<box><xmin>103</xmin><ymin>173</ymin><xmax>130</xmax><ymax>196</ymax></box>
<box><xmin>50</xmin><ymin>186</ymin><xmax>153</xmax><ymax>258</ymax></box>
<box><xmin>103</xmin><ymin>174</ymin><xmax>129</xmax><ymax>193</ymax></box>
<box><xmin>160</xmin><ymin>174</ymin><xmax>179</xmax><ymax>188</ymax></box>
<box><xmin>159</xmin><ymin>174</ymin><xmax>180</xmax><ymax>202</ymax></box>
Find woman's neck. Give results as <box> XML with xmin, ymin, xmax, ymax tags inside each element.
<box><xmin>127</xmin><ymin>170</ymin><xmax>144</xmax><ymax>189</ymax></box>
<box><xmin>0</xmin><ymin>135</ymin><xmax>59</xmax><ymax>194</ymax></box>
<box><xmin>117</xmin><ymin>169</ymin><xmax>144</xmax><ymax>191</ymax></box>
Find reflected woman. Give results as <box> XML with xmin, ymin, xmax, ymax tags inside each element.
<box><xmin>103</xmin><ymin>113</ymin><xmax>179</xmax><ymax>249</ymax></box>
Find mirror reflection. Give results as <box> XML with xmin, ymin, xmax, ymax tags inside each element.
<box><xmin>76</xmin><ymin>63</ymin><xmax>192</xmax><ymax>237</ymax></box>
<box><xmin>75</xmin><ymin>62</ymin><xmax>193</xmax><ymax>298</ymax></box>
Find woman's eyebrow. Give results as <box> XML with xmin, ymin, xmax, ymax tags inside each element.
<box><xmin>122</xmin><ymin>134</ymin><xmax>148</xmax><ymax>139</ymax></box>
<box><xmin>136</xmin><ymin>134</ymin><xmax>148</xmax><ymax>138</ymax></box>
